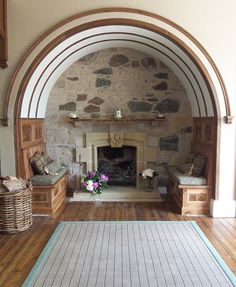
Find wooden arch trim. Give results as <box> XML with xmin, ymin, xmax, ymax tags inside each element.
<box><xmin>0</xmin><ymin>0</ymin><xmax>8</xmax><ymax>69</ymax></box>
<box><xmin>14</xmin><ymin>19</ymin><xmax>218</xmax><ymax>120</ymax></box>
<box><xmin>15</xmin><ymin>20</ymin><xmax>217</xmax><ymax>120</ymax></box>
<box><xmin>2</xmin><ymin>7</ymin><xmax>231</xmax><ymax>125</ymax></box>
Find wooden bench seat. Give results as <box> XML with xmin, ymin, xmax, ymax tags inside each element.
<box><xmin>167</xmin><ymin>166</ymin><xmax>212</xmax><ymax>215</ymax></box>
<box><xmin>167</xmin><ymin>137</ymin><xmax>214</xmax><ymax>216</ymax></box>
<box><xmin>17</xmin><ymin>119</ymin><xmax>68</xmax><ymax>216</ymax></box>
<box><xmin>22</xmin><ymin>142</ymin><xmax>68</xmax><ymax>215</ymax></box>
<box><xmin>31</xmin><ymin>175</ymin><xmax>68</xmax><ymax>215</ymax></box>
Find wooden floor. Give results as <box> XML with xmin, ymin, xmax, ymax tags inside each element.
<box><xmin>0</xmin><ymin>200</ymin><xmax>236</xmax><ymax>286</ymax></box>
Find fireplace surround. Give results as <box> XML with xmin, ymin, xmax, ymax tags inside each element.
<box><xmin>76</xmin><ymin>132</ymin><xmax>157</xmax><ymax>187</ymax></box>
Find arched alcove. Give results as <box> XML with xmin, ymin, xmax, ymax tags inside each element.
<box><xmin>45</xmin><ymin>47</ymin><xmax>194</xmax><ymax>191</ymax></box>
<box><xmin>16</xmin><ymin>21</ymin><xmax>219</xmax><ymax>119</ymax></box>
<box><xmin>5</xmin><ymin>8</ymin><xmax>233</xmax><ymax>215</ymax></box>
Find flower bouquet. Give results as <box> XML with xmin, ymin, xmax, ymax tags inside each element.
<box><xmin>82</xmin><ymin>171</ymin><xmax>108</xmax><ymax>194</ymax></box>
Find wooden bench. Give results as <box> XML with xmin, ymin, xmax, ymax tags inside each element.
<box><xmin>22</xmin><ymin>142</ymin><xmax>68</xmax><ymax>215</ymax></box>
<box><xmin>167</xmin><ymin>142</ymin><xmax>213</xmax><ymax>216</ymax></box>
<box><xmin>17</xmin><ymin>119</ymin><xmax>68</xmax><ymax>216</ymax></box>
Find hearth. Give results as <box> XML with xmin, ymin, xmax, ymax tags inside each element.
<box><xmin>97</xmin><ymin>146</ymin><xmax>136</xmax><ymax>186</ymax></box>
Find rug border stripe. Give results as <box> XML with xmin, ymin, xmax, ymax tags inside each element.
<box><xmin>22</xmin><ymin>222</ymin><xmax>65</xmax><ymax>287</ymax></box>
<box><xmin>22</xmin><ymin>221</ymin><xmax>236</xmax><ymax>287</ymax></box>
<box><xmin>189</xmin><ymin>221</ymin><xmax>236</xmax><ymax>286</ymax></box>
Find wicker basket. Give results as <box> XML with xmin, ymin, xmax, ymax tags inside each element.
<box><xmin>0</xmin><ymin>188</ymin><xmax>33</xmax><ymax>234</ymax></box>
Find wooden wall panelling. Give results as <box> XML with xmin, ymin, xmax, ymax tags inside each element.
<box><xmin>0</xmin><ymin>0</ymin><xmax>8</xmax><ymax>68</ymax></box>
<box><xmin>19</xmin><ymin>118</ymin><xmax>44</xmax><ymax>149</ymax></box>
<box><xmin>193</xmin><ymin>117</ymin><xmax>216</xmax><ymax>144</ymax></box>
<box><xmin>192</xmin><ymin>117</ymin><xmax>216</xmax><ymax>189</ymax></box>
<box><xmin>17</xmin><ymin>119</ymin><xmax>44</xmax><ymax>178</ymax></box>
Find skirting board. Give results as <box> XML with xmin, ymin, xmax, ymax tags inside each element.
<box><xmin>210</xmin><ymin>199</ymin><xmax>236</xmax><ymax>217</ymax></box>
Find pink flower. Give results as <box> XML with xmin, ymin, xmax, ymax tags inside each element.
<box><xmin>100</xmin><ymin>174</ymin><xmax>108</xmax><ymax>182</ymax></box>
<box><xmin>92</xmin><ymin>182</ymin><xmax>99</xmax><ymax>189</ymax></box>
<box><xmin>89</xmin><ymin>171</ymin><xmax>97</xmax><ymax>177</ymax></box>
<box><xmin>82</xmin><ymin>182</ymin><xmax>87</xmax><ymax>187</ymax></box>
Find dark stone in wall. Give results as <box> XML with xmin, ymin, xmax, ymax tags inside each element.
<box><xmin>128</xmin><ymin>101</ymin><xmax>153</xmax><ymax>112</ymax></box>
<box><xmin>59</xmin><ymin>102</ymin><xmax>76</xmax><ymax>111</ymax></box>
<box><xmin>154</xmin><ymin>99</ymin><xmax>180</xmax><ymax>113</ymax></box>
<box><xmin>131</xmin><ymin>60</ymin><xmax>140</xmax><ymax>67</ymax></box>
<box><xmin>141</xmin><ymin>57</ymin><xmax>157</xmax><ymax>68</ymax></box>
<box><xmin>145</xmin><ymin>93</ymin><xmax>159</xmax><ymax>102</ymax></box>
<box><xmin>67</xmin><ymin>77</ymin><xmax>79</xmax><ymax>81</ymax></box>
<box><xmin>93</xmin><ymin>67</ymin><xmax>113</xmax><ymax>75</ymax></box>
<box><xmin>76</xmin><ymin>94</ymin><xmax>87</xmax><ymax>101</ymax></box>
<box><xmin>84</xmin><ymin>105</ymin><xmax>100</xmax><ymax>113</ymax></box>
<box><xmin>95</xmin><ymin>78</ymin><xmax>111</xmax><ymax>87</ymax></box>
<box><xmin>88</xmin><ymin>97</ymin><xmax>105</xmax><ymax>105</ymax></box>
<box><xmin>159</xmin><ymin>135</ymin><xmax>179</xmax><ymax>151</ymax></box>
<box><xmin>154</xmin><ymin>73</ymin><xmax>169</xmax><ymax>79</ymax></box>
<box><xmin>152</xmin><ymin>81</ymin><xmax>168</xmax><ymax>90</ymax></box>
<box><xmin>78</xmin><ymin>52</ymin><xmax>99</xmax><ymax>64</ymax></box>
<box><xmin>109</xmin><ymin>55</ymin><xmax>129</xmax><ymax>67</ymax></box>
<box><xmin>147</xmin><ymin>97</ymin><xmax>159</xmax><ymax>102</ymax></box>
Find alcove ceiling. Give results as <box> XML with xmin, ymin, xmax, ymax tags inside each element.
<box><xmin>8</xmin><ymin>9</ymin><xmax>228</xmax><ymax>120</ymax></box>
<box><xmin>20</xmin><ymin>25</ymin><xmax>214</xmax><ymax>118</ymax></box>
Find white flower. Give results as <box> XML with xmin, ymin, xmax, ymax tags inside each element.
<box><xmin>86</xmin><ymin>180</ymin><xmax>94</xmax><ymax>191</ymax></box>
<box><xmin>142</xmin><ymin>168</ymin><xmax>155</xmax><ymax>178</ymax></box>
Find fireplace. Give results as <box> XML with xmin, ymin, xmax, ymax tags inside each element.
<box><xmin>97</xmin><ymin>146</ymin><xmax>136</xmax><ymax>186</ymax></box>
<box><xmin>76</xmin><ymin>132</ymin><xmax>157</xmax><ymax>188</ymax></box>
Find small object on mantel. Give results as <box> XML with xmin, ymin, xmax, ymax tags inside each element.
<box><xmin>156</xmin><ymin>113</ymin><xmax>166</xmax><ymax>119</ymax></box>
<box><xmin>113</xmin><ymin>108</ymin><xmax>123</xmax><ymax>119</ymax></box>
<box><xmin>70</xmin><ymin>112</ymin><xmax>78</xmax><ymax>119</ymax></box>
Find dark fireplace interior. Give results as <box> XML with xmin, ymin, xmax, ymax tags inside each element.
<box><xmin>97</xmin><ymin>146</ymin><xmax>136</xmax><ymax>186</ymax></box>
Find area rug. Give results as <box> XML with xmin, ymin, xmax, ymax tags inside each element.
<box><xmin>23</xmin><ymin>221</ymin><xmax>236</xmax><ymax>287</ymax></box>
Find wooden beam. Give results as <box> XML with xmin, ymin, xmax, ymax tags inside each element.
<box><xmin>0</xmin><ymin>0</ymin><xmax>8</xmax><ymax>69</ymax></box>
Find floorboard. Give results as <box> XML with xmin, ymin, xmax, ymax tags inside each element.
<box><xmin>0</xmin><ymin>200</ymin><xmax>236</xmax><ymax>287</ymax></box>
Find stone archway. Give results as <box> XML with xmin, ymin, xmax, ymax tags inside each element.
<box><xmin>4</xmin><ymin>8</ymin><xmax>234</xmax><ymax>216</ymax></box>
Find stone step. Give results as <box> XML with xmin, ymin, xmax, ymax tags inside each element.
<box><xmin>70</xmin><ymin>186</ymin><xmax>162</xmax><ymax>202</ymax></box>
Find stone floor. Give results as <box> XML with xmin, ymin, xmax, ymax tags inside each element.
<box><xmin>70</xmin><ymin>185</ymin><xmax>162</xmax><ymax>202</ymax></box>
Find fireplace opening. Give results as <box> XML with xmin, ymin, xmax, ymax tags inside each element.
<box><xmin>97</xmin><ymin>146</ymin><xmax>136</xmax><ymax>186</ymax></box>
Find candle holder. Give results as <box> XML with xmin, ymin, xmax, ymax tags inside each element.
<box><xmin>113</xmin><ymin>108</ymin><xmax>123</xmax><ymax>119</ymax></box>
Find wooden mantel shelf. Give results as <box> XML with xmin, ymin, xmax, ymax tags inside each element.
<box><xmin>71</xmin><ymin>116</ymin><xmax>167</xmax><ymax>127</ymax></box>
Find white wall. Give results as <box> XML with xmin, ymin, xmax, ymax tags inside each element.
<box><xmin>0</xmin><ymin>0</ymin><xmax>236</xmax><ymax>216</ymax></box>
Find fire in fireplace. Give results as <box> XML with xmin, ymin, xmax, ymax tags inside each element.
<box><xmin>97</xmin><ymin>146</ymin><xmax>136</xmax><ymax>186</ymax></box>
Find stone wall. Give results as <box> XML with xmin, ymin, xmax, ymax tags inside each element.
<box><xmin>45</xmin><ymin>48</ymin><xmax>193</xmax><ymax>190</ymax></box>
